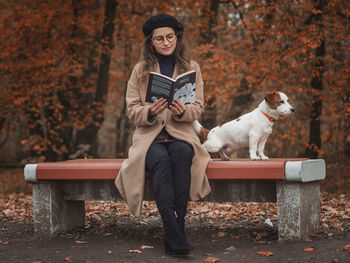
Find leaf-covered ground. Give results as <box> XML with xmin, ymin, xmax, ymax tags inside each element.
<box><xmin>0</xmin><ymin>193</ymin><xmax>349</xmax><ymax>235</ymax></box>
<box><xmin>0</xmin><ymin>193</ymin><xmax>349</xmax><ymax>263</ymax></box>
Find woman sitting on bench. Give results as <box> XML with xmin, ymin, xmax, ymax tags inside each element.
<box><xmin>115</xmin><ymin>14</ymin><xmax>211</xmax><ymax>255</ymax></box>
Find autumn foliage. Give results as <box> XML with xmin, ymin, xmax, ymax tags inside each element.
<box><xmin>0</xmin><ymin>1</ymin><xmax>349</xmax><ymax>192</ymax></box>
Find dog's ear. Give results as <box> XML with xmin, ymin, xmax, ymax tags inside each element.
<box><xmin>264</xmin><ymin>92</ymin><xmax>277</xmax><ymax>103</ymax></box>
<box><xmin>264</xmin><ymin>92</ymin><xmax>280</xmax><ymax>109</ymax></box>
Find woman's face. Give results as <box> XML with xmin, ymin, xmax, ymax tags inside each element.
<box><xmin>151</xmin><ymin>27</ymin><xmax>177</xmax><ymax>56</ymax></box>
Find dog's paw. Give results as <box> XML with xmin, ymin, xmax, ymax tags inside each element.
<box><xmin>219</xmin><ymin>149</ymin><xmax>231</xmax><ymax>161</ymax></box>
<box><xmin>250</xmin><ymin>155</ymin><xmax>261</xmax><ymax>161</ymax></box>
<box><xmin>260</xmin><ymin>155</ymin><xmax>269</xmax><ymax>160</ymax></box>
<box><xmin>220</xmin><ymin>156</ymin><xmax>230</xmax><ymax>161</ymax></box>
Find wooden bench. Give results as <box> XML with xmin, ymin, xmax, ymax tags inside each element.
<box><xmin>24</xmin><ymin>158</ymin><xmax>326</xmax><ymax>240</ymax></box>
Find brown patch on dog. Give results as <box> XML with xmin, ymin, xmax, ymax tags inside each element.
<box><xmin>199</xmin><ymin>127</ymin><xmax>210</xmax><ymax>141</ymax></box>
<box><xmin>264</xmin><ymin>91</ymin><xmax>282</xmax><ymax>109</ymax></box>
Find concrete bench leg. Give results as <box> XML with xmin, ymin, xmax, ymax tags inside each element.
<box><xmin>276</xmin><ymin>181</ymin><xmax>320</xmax><ymax>240</ymax></box>
<box><xmin>32</xmin><ymin>182</ymin><xmax>85</xmax><ymax>235</ymax></box>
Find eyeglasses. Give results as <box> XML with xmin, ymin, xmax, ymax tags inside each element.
<box><xmin>152</xmin><ymin>32</ymin><xmax>177</xmax><ymax>45</ymax></box>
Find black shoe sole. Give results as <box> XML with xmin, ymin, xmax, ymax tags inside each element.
<box><xmin>165</xmin><ymin>245</ymin><xmax>193</xmax><ymax>255</ymax></box>
<box><xmin>165</xmin><ymin>249</ymin><xmax>190</xmax><ymax>255</ymax></box>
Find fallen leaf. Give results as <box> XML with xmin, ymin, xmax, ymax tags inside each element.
<box><xmin>0</xmin><ymin>241</ymin><xmax>9</xmax><ymax>245</ymax></box>
<box><xmin>322</xmin><ymin>223</ymin><xmax>329</xmax><ymax>229</ymax></box>
<box><xmin>70</xmin><ymin>245</ymin><xmax>84</xmax><ymax>249</ymax></box>
<box><xmin>304</xmin><ymin>247</ymin><xmax>316</xmax><ymax>251</ymax></box>
<box><xmin>204</xmin><ymin>257</ymin><xmax>221</xmax><ymax>263</ymax></box>
<box><xmin>90</xmin><ymin>213</ymin><xmax>102</xmax><ymax>222</ymax></box>
<box><xmin>225</xmin><ymin>245</ymin><xmax>236</xmax><ymax>252</ymax></box>
<box><xmin>341</xmin><ymin>244</ymin><xmax>350</xmax><ymax>251</ymax></box>
<box><xmin>257</xmin><ymin>251</ymin><xmax>274</xmax><ymax>256</ymax></box>
<box><xmin>140</xmin><ymin>245</ymin><xmax>154</xmax><ymax>249</ymax></box>
<box><xmin>217</xmin><ymin>232</ymin><xmax>226</xmax><ymax>238</ymax></box>
<box><xmin>65</xmin><ymin>257</ymin><xmax>71</xmax><ymax>261</ymax></box>
<box><xmin>129</xmin><ymin>249</ymin><xmax>142</xmax><ymax>254</ymax></box>
<box><xmin>108</xmin><ymin>250</ymin><xmax>113</xmax><ymax>254</ymax></box>
<box><xmin>74</xmin><ymin>240</ymin><xmax>88</xmax><ymax>244</ymax></box>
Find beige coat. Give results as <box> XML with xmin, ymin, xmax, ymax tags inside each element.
<box><xmin>115</xmin><ymin>60</ymin><xmax>211</xmax><ymax>216</ymax></box>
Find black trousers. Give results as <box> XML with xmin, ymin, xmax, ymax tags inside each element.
<box><xmin>145</xmin><ymin>140</ymin><xmax>194</xmax><ymax>251</ymax></box>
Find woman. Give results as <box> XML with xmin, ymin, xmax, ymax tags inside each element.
<box><xmin>115</xmin><ymin>14</ymin><xmax>211</xmax><ymax>255</ymax></box>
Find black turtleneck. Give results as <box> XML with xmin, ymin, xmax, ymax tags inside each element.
<box><xmin>151</xmin><ymin>53</ymin><xmax>177</xmax><ymax>143</ymax></box>
<box><xmin>155</xmin><ymin>53</ymin><xmax>175</xmax><ymax>78</ymax></box>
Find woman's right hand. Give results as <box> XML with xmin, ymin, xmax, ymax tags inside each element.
<box><xmin>149</xmin><ymin>98</ymin><xmax>168</xmax><ymax>117</ymax></box>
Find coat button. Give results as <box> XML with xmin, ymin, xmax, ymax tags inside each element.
<box><xmin>161</xmin><ymin>120</ymin><xmax>165</xmax><ymax>125</ymax></box>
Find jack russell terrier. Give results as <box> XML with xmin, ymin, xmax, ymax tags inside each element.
<box><xmin>193</xmin><ymin>91</ymin><xmax>295</xmax><ymax>160</ymax></box>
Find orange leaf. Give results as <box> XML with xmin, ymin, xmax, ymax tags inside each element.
<box><xmin>341</xmin><ymin>244</ymin><xmax>350</xmax><ymax>251</ymax></box>
<box><xmin>70</xmin><ymin>245</ymin><xmax>83</xmax><ymax>249</ymax></box>
<box><xmin>204</xmin><ymin>257</ymin><xmax>221</xmax><ymax>263</ymax></box>
<box><xmin>21</xmin><ymin>140</ymin><xmax>28</xmax><ymax>145</ymax></box>
<box><xmin>257</xmin><ymin>251</ymin><xmax>274</xmax><ymax>256</ymax></box>
<box><xmin>140</xmin><ymin>245</ymin><xmax>154</xmax><ymax>249</ymax></box>
<box><xmin>32</xmin><ymin>144</ymin><xmax>41</xmax><ymax>151</ymax></box>
<box><xmin>304</xmin><ymin>247</ymin><xmax>316</xmax><ymax>251</ymax></box>
<box><xmin>65</xmin><ymin>257</ymin><xmax>71</xmax><ymax>261</ymax></box>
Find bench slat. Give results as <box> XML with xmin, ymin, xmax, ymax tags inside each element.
<box><xmin>27</xmin><ymin>158</ymin><xmax>309</xmax><ymax>182</ymax></box>
<box><xmin>206</xmin><ymin>160</ymin><xmax>286</xmax><ymax>180</ymax></box>
<box><xmin>37</xmin><ymin>159</ymin><xmax>121</xmax><ymax>181</ymax></box>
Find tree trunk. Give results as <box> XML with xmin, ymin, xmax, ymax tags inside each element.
<box><xmin>305</xmin><ymin>0</ymin><xmax>325</xmax><ymax>158</ymax></box>
<box><xmin>229</xmin><ymin>78</ymin><xmax>253</xmax><ymax>119</ymax></box>
<box><xmin>82</xmin><ymin>0</ymin><xmax>117</xmax><ymax>157</ymax></box>
<box><xmin>116</xmin><ymin>40</ymin><xmax>132</xmax><ymax>157</ymax></box>
<box><xmin>200</xmin><ymin>0</ymin><xmax>220</xmax><ymax>128</ymax></box>
<box><xmin>345</xmin><ymin>96</ymin><xmax>350</xmax><ymax>159</ymax></box>
<box><xmin>95</xmin><ymin>0</ymin><xmax>117</xmax><ymax>102</ymax></box>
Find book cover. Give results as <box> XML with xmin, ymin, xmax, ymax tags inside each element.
<box><xmin>145</xmin><ymin>70</ymin><xmax>196</xmax><ymax>106</ymax></box>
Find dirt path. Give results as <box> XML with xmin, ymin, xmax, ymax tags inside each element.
<box><xmin>1</xmin><ymin>214</ymin><xmax>349</xmax><ymax>263</ymax></box>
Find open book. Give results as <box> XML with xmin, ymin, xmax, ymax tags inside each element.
<box><xmin>145</xmin><ymin>70</ymin><xmax>196</xmax><ymax>106</ymax></box>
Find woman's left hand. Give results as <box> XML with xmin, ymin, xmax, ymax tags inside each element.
<box><xmin>169</xmin><ymin>99</ymin><xmax>185</xmax><ymax>116</ymax></box>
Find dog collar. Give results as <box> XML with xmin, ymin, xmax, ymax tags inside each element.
<box><xmin>261</xmin><ymin>110</ymin><xmax>276</xmax><ymax>122</ymax></box>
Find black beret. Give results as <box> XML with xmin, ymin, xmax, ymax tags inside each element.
<box><xmin>142</xmin><ymin>14</ymin><xmax>183</xmax><ymax>37</ymax></box>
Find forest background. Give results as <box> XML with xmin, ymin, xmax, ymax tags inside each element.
<box><xmin>0</xmin><ymin>0</ymin><xmax>349</xmax><ymax>193</ymax></box>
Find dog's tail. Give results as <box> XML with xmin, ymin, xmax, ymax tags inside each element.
<box><xmin>192</xmin><ymin>120</ymin><xmax>209</xmax><ymax>141</ymax></box>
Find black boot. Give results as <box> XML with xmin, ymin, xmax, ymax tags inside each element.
<box><xmin>175</xmin><ymin>216</ymin><xmax>193</xmax><ymax>252</ymax></box>
<box><xmin>177</xmin><ymin>217</ymin><xmax>185</xmax><ymax>235</ymax></box>
<box><xmin>175</xmin><ymin>205</ymin><xmax>187</xmax><ymax>235</ymax></box>
<box><xmin>161</xmin><ymin>208</ymin><xmax>192</xmax><ymax>255</ymax></box>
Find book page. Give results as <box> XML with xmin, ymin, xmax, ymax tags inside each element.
<box><xmin>173</xmin><ymin>83</ymin><xmax>195</xmax><ymax>104</ymax></box>
<box><xmin>147</xmin><ymin>74</ymin><xmax>173</xmax><ymax>103</ymax></box>
<box><xmin>173</xmin><ymin>71</ymin><xmax>196</xmax><ymax>104</ymax></box>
